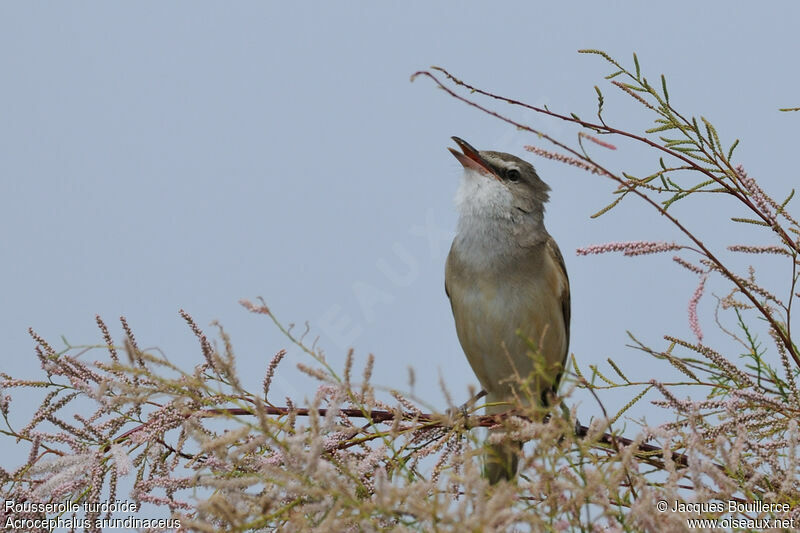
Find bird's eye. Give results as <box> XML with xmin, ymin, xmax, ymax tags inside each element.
<box><xmin>506</xmin><ymin>169</ymin><xmax>520</xmax><ymax>182</ymax></box>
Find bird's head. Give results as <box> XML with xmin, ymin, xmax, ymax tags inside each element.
<box><xmin>449</xmin><ymin>136</ymin><xmax>550</xmax><ymax>219</ymax></box>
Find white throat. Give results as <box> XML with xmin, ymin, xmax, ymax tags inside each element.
<box><xmin>455</xmin><ymin>168</ymin><xmax>514</xmax><ymax>222</ymax></box>
<box><xmin>453</xmin><ymin>169</ymin><xmax>546</xmax><ymax>265</ymax></box>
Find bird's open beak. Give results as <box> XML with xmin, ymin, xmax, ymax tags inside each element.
<box><xmin>449</xmin><ymin>137</ymin><xmax>499</xmax><ymax>180</ymax></box>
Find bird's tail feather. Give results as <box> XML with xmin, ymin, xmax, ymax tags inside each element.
<box><xmin>484</xmin><ymin>437</ymin><xmax>523</xmax><ymax>484</ymax></box>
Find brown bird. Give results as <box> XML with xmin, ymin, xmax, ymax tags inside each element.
<box><xmin>445</xmin><ymin>137</ymin><xmax>570</xmax><ymax>483</ymax></box>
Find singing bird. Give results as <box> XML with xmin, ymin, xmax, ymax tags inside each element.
<box><xmin>445</xmin><ymin>137</ymin><xmax>570</xmax><ymax>484</ymax></box>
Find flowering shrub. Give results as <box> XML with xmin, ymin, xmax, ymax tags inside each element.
<box><xmin>1</xmin><ymin>51</ymin><xmax>798</xmax><ymax>532</ymax></box>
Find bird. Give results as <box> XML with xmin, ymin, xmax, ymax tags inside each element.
<box><xmin>445</xmin><ymin>136</ymin><xmax>570</xmax><ymax>484</ymax></box>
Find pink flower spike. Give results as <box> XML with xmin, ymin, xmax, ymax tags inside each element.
<box><xmin>576</xmin><ymin>241</ymin><xmax>681</xmax><ymax>257</ymax></box>
<box><xmin>579</xmin><ymin>131</ymin><xmax>617</xmax><ymax>150</ymax></box>
<box><xmin>688</xmin><ymin>274</ymin><xmax>708</xmax><ymax>344</ymax></box>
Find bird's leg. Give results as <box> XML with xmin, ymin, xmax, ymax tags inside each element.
<box><xmin>447</xmin><ymin>389</ymin><xmax>487</xmax><ymax>429</ymax></box>
<box><xmin>464</xmin><ymin>389</ymin><xmax>488</xmax><ymax>411</ymax></box>
<box><xmin>553</xmin><ymin>399</ymin><xmax>584</xmax><ymax>442</ymax></box>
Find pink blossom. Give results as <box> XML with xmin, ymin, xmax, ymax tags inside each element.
<box><xmin>577</xmin><ymin>241</ymin><xmax>681</xmax><ymax>256</ymax></box>
<box><xmin>688</xmin><ymin>274</ymin><xmax>707</xmax><ymax>343</ymax></box>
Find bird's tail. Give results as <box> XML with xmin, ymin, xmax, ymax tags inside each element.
<box><xmin>482</xmin><ymin>395</ymin><xmax>524</xmax><ymax>484</ymax></box>
<box><xmin>484</xmin><ymin>435</ymin><xmax>523</xmax><ymax>484</ymax></box>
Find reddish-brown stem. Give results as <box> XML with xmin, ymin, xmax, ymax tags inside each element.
<box><xmin>107</xmin><ymin>404</ymin><xmax>702</xmax><ymax>472</ymax></box>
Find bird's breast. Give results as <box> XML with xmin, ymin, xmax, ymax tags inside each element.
<box><xmin>446</xmin><ymin>239</ymin><xmax>567</xmax><ymax>405</ymax></box>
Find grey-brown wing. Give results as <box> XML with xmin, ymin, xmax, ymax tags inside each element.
<box><xmin>543</xmin><ymin>235</ymin><xmax>570</xmax><ymax>407</ymax></box>
<box><xmin>546</xmin><ymin>235</ymin><xmax>571</xmax><ymax>354</ymax></box>
<box><xmin>444</xmin><ymin>245</ymin><xmax>457</xmax><ymax>302</ymax></box>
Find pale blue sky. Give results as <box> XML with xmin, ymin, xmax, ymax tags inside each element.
<box><xmin>2</xmin><ymin>2</ymin><xmax>798</xmax><ymax>469</ymax></box>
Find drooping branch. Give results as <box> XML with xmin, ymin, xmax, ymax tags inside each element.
<box><xmin>411</xmin><ymin>67</ymin><xmax>799</xmax><ymax>367</ymax></box>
